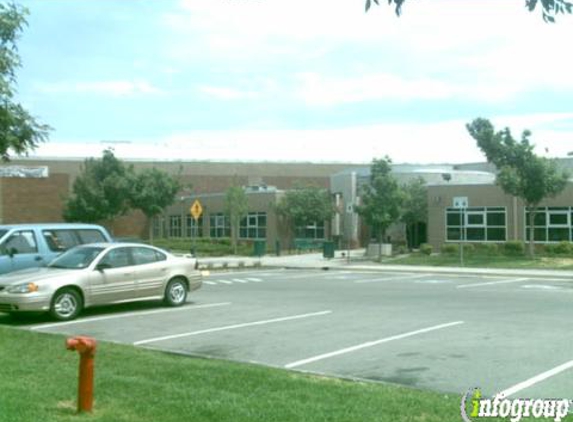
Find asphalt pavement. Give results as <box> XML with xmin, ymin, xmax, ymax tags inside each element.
<box><xmin>5</xmin><ymin>264</ymin><xmax>572</xmax><ymax>401</ymax></box>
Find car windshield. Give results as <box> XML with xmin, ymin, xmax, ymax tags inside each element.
<box><xmin>48</xmin><ymin>246</ymin><xmax>105</xmax><ymax>270</ymax></box>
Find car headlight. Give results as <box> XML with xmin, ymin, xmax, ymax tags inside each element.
<box><xmin>6</xmin><ymin>283</ymin><xmax>39</xmax><ymax>294</ymax></box>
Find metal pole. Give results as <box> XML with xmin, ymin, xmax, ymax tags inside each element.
<box><xmin>460</xmin><ymin>207</ymin><xmax>464</xmax><ymax>266</ymax></box>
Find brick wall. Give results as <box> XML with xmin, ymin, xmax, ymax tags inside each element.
<box><xmin>0</xmin><ymin>174</ymin><xmax>70</xmax><ymax>223</ymax></box>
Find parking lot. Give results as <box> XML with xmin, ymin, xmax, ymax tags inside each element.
<box><xmin>2</xmin><ymin>268</ymin><xmax>572</xmax><ymax>399</ymax></box>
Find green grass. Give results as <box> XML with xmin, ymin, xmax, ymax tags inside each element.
<box><xmin>382</xmin><ymin>252</ymin><xmax>573</xmax><ymax>270</ymax></box>
<box><xmin>1</xmin><ymin>326</ymin><xmax>553</xmax><ymax>422</ymax></box>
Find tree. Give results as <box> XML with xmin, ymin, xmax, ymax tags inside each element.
<box><xmin>276</xmin><ymin>184</ymin><xmax>334</xmax><ymax>241</ymax></box>
<box><xmin>356</xmin><ymin>156</ymin><xmax>403</xmax><ymax>259</ymax></box>
<box><xmin>130</xmin><ymin>167</ymin><xmax>182</xmax><ymax>243</ymax></box>
<box><xmin>63</xmin><ymin>149</ymin><xmax>135</xmax><ymax>227</ymax></box>
<box><xmin>401</xmin><ymin>176</ymin><xmax>427</xmax><ymax>249</ymax></box>
<box><xmin>467</xmin><ymin>118</ymin><xmax>569</xmax><ymax>257</ymax></box>
<box><xmin>365</xmin><ymin>0</ymin><xmax>572</xmax><ymax>23</ymax></box>
<box><xmin>225</xmin><ymin>185</ymin><xmax>248</xmax><ymax>255</ymax></box>
<box><xmin>0</xmin><ymin>3</ymin><xmax>50</xmax><ymax>161</ymax></box>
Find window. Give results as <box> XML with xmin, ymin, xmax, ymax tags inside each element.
<box><xmin>446</xmin><ymin>207</ymin><xmax>506</xmax><ymax>242</ymax></box>
<box><xmin>3</xmin><ymin>231</ymin><xmax>38</xmax><ymax>254</ymax></box>
<box><xmin>132</xmin><ymin>247</ymin><xmax>166</xmax><ymax>265</ymax></box>
<box><xmin>152</xmin><ymin>217</ymin><xmax>165</xmax><ymax>238</ymax></box>
<box><xmin>240</xmin><ymin>212</ymin><xmax>267</xmax><ymax>239</ymax></box>
<box><xmin>169</xmin><ymin>215</ymin><xmax>182</xmax><ymax>237</ymax></box>
<box><xmin>295</xmin><ymin>221</ymin><xmax>325</xmax><ymax>239</ymax></box>
<box><xmin>210</xmin><ymin>213</ymin><xmax>230</xmax><ymax>238</ymax></box>
<box><xmin>43</xmin><ymin>230</ymin><xmax>80</xmax><ymax>252</ymax></box>
<box><xmin>77</xmin><ymin>229</ymin><xmax>107</xmax><ymax>244</ymax></box>
<box><xmin>186</xmin><ymin>215</ymin><xmax>204</xmax><ymax>238</ymax></box>
<box><xmin>98</xmin><ymin>248</ymin><xmax>132</xmax><ymax>268</ymax></box>
<box><xmin>526</xmin><ymin>207</ymin><xmax>573</xmax><ymax>242</ymax></box>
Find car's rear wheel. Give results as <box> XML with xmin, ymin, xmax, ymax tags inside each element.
<box><xmin>164</xmin><ymin>278</ymin><xmax>188</xmax><ymax>306</ymax></box>
<box><xmin>50</xmin><ymin>288</ymin><xmax>83</xmax><ymax>321</ymax></box>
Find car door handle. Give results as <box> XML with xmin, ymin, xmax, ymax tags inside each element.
<box><xmin>34</xmin><ymin>256</ymin><xmax>43</xmax><ymax>262</ymax></box>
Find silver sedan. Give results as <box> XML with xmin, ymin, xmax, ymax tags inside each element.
<box><xmin>0</xmin><ymin>243</ymin><xmax>202</xmax><ymax>321</ymax></box>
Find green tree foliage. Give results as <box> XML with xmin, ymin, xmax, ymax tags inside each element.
<box><xmin>0</xmin><ymin>3</ymin><xmax>50</xmax><ymax>161</ymax></box>
<box><xmin>467</xmin><ymin>118</ymin><xmax>569</xmax><ymax>257</ymax></box>
<box><xmin>225</xmin><ymin>185</ymin><xmax>248</xmax><ymax>255</ymax></box>
<box><xmin>366</xmin><ymin>0</ymin><xmax>572</xmax><ymax>22</ymax></box>
<box><xmin>130</xmin><ymin>168</ymin><xmax>182</xmax><ymax>242</ymax></box>
<box><xmin>401</xmin><ymin>176</ymin><xmax>427</xmax><ymax>248</ymax></box>
<box><xmin>63</xmin><ymin>149</ymin><xmax>136</xmax><ymax>225</ymax></box>
<box><xmin>356</xmin><ymin>156</ymin><xmax>403</xmax><ymax>247</ymax></box>
<box><xmin>277</xmin><ymin>184</ymin><xmax>334</xmax><ymax>238</ymax></box>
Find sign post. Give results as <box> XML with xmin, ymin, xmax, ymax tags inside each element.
<box><xmin>189</xmin><ymin>200</ymin><xmax>203</xmax><ymax>257</ymax></box>
<box><xmin>453</xmin><ymin>197</ymin><xmax>468</xmax><ymax>266</ymax></box>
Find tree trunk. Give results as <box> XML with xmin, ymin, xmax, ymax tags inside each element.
<box><xmin>148</xmin><ymin>217</ymin><xmax>154</xmax><ymax>245</ymax></box>
<box><xmin>231</xmin><ymin>218</ymin><xmax>238</xmax><ymax>255</ymax></box>
<box><xmin>528</xmin><ymin>205</ymin><xmax>536</xmax><ymax>258</ymax></box>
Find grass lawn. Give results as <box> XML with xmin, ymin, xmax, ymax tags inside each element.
<box><xmin>1</xmin><ymin>326</ymin><xmax>555</xmax><ymax>422</ymax></box>
<box><xmin>382</xmin><ymin>253</ymin><xmax>573</xmax><ymax>270</ymax></box>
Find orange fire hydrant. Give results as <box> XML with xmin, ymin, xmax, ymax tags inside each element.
<box><xmin>66</xmin><ymin>336</ymin><xmax>97</xmax><ymax>413</ymax></box>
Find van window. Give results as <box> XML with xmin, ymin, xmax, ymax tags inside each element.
<box><xmin>0</xmin><ymin>230</ymin><xmax>7</xmax><ymax>240</ymax></box>
<box><xmin>3</xmin><ymin>231</ymin><xmax>38</xmax><ymax>254</ymax></box>
<box><xmin>42</xmin><ymin>230</ymin><xmax>79</xmax><ymax>252</ymax></box>
<box><xmin>77</xmin><ymin>229</ymin><xmax>107</xmax><ymax>244</ymax></box>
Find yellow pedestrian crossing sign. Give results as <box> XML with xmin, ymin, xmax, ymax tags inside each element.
<box><xmin>190</xmin><ymin>200</ymin><xmax>203</xmax><ymax>220</ymax></box>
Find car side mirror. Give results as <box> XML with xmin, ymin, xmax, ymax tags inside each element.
<box><xmin>95</xmin><ymin>263</ymin><xmax>112</xmax><ymax>272</ymax></box>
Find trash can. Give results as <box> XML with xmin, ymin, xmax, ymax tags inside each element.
<box><xmin>253</xmin><ymin>240</ymin><xmax>266</xmax><ymax>257</ymax></box>
<box><xmin>323</xmin><ymin>241</ymin><xmax>335</xmax><ymax>259</ymax></box>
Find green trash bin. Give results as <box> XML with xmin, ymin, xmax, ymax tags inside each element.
<box><xmin>253</xmin><ymin>240</ymin><xmax>266</xmax><ymax>257</ymax></box>
<box><xmin>323</xmin><ymin>241</ymin><xmax>335</xmax><ymax>259</ymax></box>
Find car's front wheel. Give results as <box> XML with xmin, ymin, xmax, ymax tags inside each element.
<box><xmin>164</xmin><ymin>278</ymin><xmax>188</xmax><ymax>307</ymax></box>
<box><xmin>50</xmin><ymin>288</ymin><xmax>83</xmax><ymax>321</ymax></box>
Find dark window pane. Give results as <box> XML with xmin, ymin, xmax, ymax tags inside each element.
<box><xmin>447</xmin><ymin>213</ymin><xmax>461</xmax><ymax>226</ymax></box>
<box><xmin>526</xmin><ymin>212</ymin><xmax>546</xmax><ymax>226</ymax></box>
<box><xmin>487</xmin><ymin>213</ymin><xmax>506</xmax><ymax>226</ymax></box>
<box><xmin>467</xmin><ymin>213</ymin><xmax>484</xmax><ymax>225</ymax></box>
<box><xmin>466</xmin><ymin>228</ymin><xmax>485</xmax><ymax>241</ymax></box>
<box><xmin>486</xmin><ymin>228</ymin><xmax>506</xmax><ymax>241</ymax></box>
<box><xmin>447</xmin><ymin>228</ymin><xmax>462</xmax><ymax>241</ymax></box>
<box><xmin>526</xmin><ymin>228</ymin><xmax>547</xmax><ymax>241</ymax></box>
<box><xmin>548</xmin><ymin>228</ymin><xmax>570</xmax><ymax>242</ymax></box>
<box><xmin>549</xmin><ymin>213</ymin><xmax>568</xmax><ymax>225</ymax></box>
<box><xmin>76</xmin><ymin>229</ymin><xmax>106</xmax><ymax>244</ymax></box>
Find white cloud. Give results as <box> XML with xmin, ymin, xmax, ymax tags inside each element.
<box><xmin>37</xmin><ymin>79</ymin><xmax>165</xmax><ymax>97</ymax></box>
<box><xmin>199</xmin><ymin>85</ymin><xmax>259</xmax><ymax>100</ymax></box>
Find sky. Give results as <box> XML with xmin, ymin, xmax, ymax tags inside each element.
<box><xmin>12</xmin><ymin>0</ymin><xmax>573</xmax><ymax>164</ymax></box>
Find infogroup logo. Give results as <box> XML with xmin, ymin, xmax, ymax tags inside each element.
<box><xmin>460</xmin><ymin>388</ymin><xmax>571</xmax><ymax>422</ymax></box>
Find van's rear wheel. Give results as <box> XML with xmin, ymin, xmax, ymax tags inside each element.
<box><xmin>164</xmin><ymin>278</ymin><xmax>188</xmax><ymax>306</ymax></box>
<box><xmin>50</xmin><ymin>288</ymin><xmax>83</xmax><ymax>321</ymax></box>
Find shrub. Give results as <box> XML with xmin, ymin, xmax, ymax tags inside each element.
<box><xmin>462</xmin><ymin>243</ymin><xmax>475</xmax><ymax>254</ymax></box>
<box><xmin>420</xmin><ymin>243</ymin><xmax>433</xmax><ymax>255</ymax></box>
<box><xmin>503</xmin><ymin>241</ymin><xmax>525</xmax><ymax>256</ymax></box>
<box><xmin>441</xmin><ymin>244</ymin><xmax>458</xmax><ymax>255</ymax></box>
<box><xmin>473</xmin><ymin>243</ymin><xmax>499</xmax><ymax>256</ymax></box>
<box><xmin>553</xmin><ymin>241</ymin><xmax>572</xmax><ymax>255</ymax></box>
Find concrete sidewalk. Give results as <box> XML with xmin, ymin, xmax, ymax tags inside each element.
<box><xmin>195</xmin><ymin>249</ymin><xmax>573</xmax><ymax>280</ymax></box>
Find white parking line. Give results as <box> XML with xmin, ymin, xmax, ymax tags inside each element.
<box><xmin>355</xmin><ymin>274</ymin><xmax>428</xmax><ymax>284</ymax></box>
<box><xmin>456</xmin><ymin>278</ymin><xmax>529</xmax><ymax>289</ymax></box>
<box><xmin>133</xmin><ymin>310</ymin><xmax>332</xmax><ymax>346</ymax></box>
<box><xmin>284</xmin><ymin>320</ymin><xmax>465</xmax><ymax>369</ymax></box>
<box><xmin>204</xmin><ymin>281</ymin><xmax>217</xmax><ymax>285</ymax></box>
<box><xmin>218</xmin><ymin>280</ymin><xmax>233</xmax><ymax>284</ymax></box>
<box><xmin>245</xmin><ymin>278</ymin><xmax>263</xmax><ymax>282</ymax></box>
<box><xmin>232</xmin><ymin>279</ymin><xmax>248</xmax><ymax>283</ymax></box>
<box><xmin>498</xmin><ymin>359</ymin><xmax>573</xmax><ymax>398</ymax></box>
<box><xmin>29</xmin><ymin>302</ymin><xmax>232</xmax><ymax>331</ymax></box>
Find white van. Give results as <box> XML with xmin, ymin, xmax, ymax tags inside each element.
<box><xmin>0</xmin><ymin>223</ymin><xmax>113</xmax><ymax>275</ymax></box>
